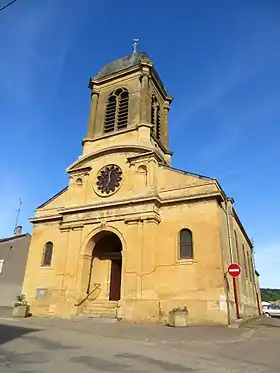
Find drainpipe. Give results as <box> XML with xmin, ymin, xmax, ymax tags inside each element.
<box><xmin>225</xmin><ymin>197</ymin><xmax>240</xmax><ymax>320</ymax></box>
<box><xmin>221</xmin><ymin>244</ymin><xmax>231</xmax><ymax>327</ymax></box>
<box><xmin>225</xmin><ymin>198</ymin><xmax>234</xmax><ymax>263</ymax></box>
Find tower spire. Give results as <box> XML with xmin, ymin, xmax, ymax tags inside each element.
<box><xmin>132</xmin><ymin>37</ymin><xmax>139</xmax><ymax>53</ymax></box>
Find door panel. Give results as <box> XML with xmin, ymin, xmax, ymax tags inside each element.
<box><xmin>109</xmin><ymin>259</ymin><xmax>122</xmax><ymax>301</ymax></box>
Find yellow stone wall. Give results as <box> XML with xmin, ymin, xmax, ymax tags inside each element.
<box><xmin>231</xmin><ymin>211</ymin><xmax>259</xmax><ymax>317</ymax></box>
<box><xmin>218</xmin><ymin>200</ymin><xmax>259</xmax><ymax>320</ymax></box>
<box><xmin>23</xmin><ymin>193</ymin><xmax>228</xmax><ymax>324</ymax></box>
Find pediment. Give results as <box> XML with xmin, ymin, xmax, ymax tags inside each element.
<box><xmin>67</xmin><ymin>145</ymin><xmax>157</xmax><ymax>174</ymax></box>
<box><xmin>36</xmin><ymin>187</ymin><xmax>68</xmax><ymax>210</ymax></box>
<box><xmin>157</xmin><ymin>165</ymin><xmax>223</xmax><ymax>201</ymax></box>
<box><xmin>159</xmin><ymin>165</ymin><xmax>214</xmax><ymax>189</ymax></box>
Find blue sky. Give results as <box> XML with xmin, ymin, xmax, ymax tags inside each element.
<box><xmin>0</xmin><ymin>0</ymin><xmax>279</xmax><ymax>288</ymax></box>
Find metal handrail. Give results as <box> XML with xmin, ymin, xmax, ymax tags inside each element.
<box><xmin>74</xmin><ymin>283</ymin><xmax>101</xmax><ymax>307</ymax></box>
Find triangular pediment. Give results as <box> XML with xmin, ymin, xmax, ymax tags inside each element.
<box><xmin>67</xmin><ymin>145</ymin><xmax>164</xmax><ymax>174</ymax></box>
<box><xmin>36</xmin><ymin>187</ymin><xmax>68</xmax><ymax>210</ymax></box>
<box><xmin>157</xmin><ymin>165</ymin><xmax>223</xmax><ymax>202</ymax></box>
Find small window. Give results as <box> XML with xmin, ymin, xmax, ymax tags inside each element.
<box><xmin>0</xmin><ymin>259</ymin><xmax>4</xmax><ymax>274</ymax></box>
<box><xmin>41</xmin><ymin>242</ymin><xmax>53</xmax><ymax>267</ymax></box>
<box><xmin>179</xmin><ymin>229</ymin><xmax>193</xmax><ymax>259</ymax></box>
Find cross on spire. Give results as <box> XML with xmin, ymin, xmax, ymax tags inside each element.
<box><xmin>133</xmin><ymin>37</ymin><xmax>139</xmax><ymax>53</ymax></box>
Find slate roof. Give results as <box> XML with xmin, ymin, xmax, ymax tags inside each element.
<box><xmin>95</xmin><ymin>51</ymin><xmax>151</xmax><ymax>79</ymax></box>
<box><xmin>0</xmin><ymin>234</ymin><xmax>31</xmax><ymax>244</ymax></box>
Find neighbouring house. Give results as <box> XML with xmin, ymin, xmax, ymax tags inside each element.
<box><xmin>0</xmin><ymin>226</ymin><xmax>31</xmax><ymax>307</ymax></box>
<box><xmin>22</xmin><ymin>47</ymin><xmax>261</xmax><ymax>325</ymax></box>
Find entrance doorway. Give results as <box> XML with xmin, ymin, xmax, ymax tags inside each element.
<box><xmin>90</xmin><ymin>231</ymin><xmax>122</xmax><ymax>301</ymax></box>
<box><xmin>109</xmin><ymin>258</ymin><xmax>122</xmax><ymax>301</ymax></box>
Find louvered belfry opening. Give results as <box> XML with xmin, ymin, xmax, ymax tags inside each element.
<box><xmin>104</xmin><ymin>95</ymin><xmax>117</xmax><ymax>133</ymax></box>
<box><xmin>104</xmin><ymin>88</ymin><xmax>129</xmax><ymax>133</ymax></box>
<box><xmin>151</xmin><ymin>95</ymin><xmax>160</xmax><ymax>140</ymax></box>
<box><xmin>117</xmin><ymin>90</ymin><xmax>129</xmax><ymax>129</ymax></box>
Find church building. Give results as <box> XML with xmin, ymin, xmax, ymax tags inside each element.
<box><xmin>22</xmin><ymin>44</ymin><xmax>260</xmax><ymax>325</ymax></box>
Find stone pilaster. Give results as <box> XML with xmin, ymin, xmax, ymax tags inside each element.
<box><xmin>140</xmin><ymin>67</ymin><xmax>151</xmax><ymax>124</ymax></box>
<box><xmin>161</xmin><ymin>102</ymin><xmax>170</xmax><ymax>149</ymax></box>
<box><xmin>86</xmin><ymin>89</ymin><xmax>99</xmax><ymax>138</ymax></box>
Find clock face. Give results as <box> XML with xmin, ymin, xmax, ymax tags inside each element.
<box><xmin>96</xmin><ymin>164</ymin><xmax>122</xmax><ymax>195</ymax></box>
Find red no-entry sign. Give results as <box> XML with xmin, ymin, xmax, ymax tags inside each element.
<box><xmin>228</xmin><ymin>263</ymin><xmax>241</xmax><ymax>277</ymax></box>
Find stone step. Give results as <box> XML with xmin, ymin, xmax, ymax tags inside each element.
<box><xmin>87</xmin><ymin>301</ymin><xmax>118</xmax><ymax>309</ymax></box>
<box><xmin>81</xmin><ymin>307</ymin><xmax>117</xmax><ymax>315</ymax></box>
<box><xmin>79</xmin><ymin>300</ymin><xmax>118</xmax><ymax>317</ymax></box>
<box><xmin>83</xmin><ymin>313</ymin><xmax>116</xmax><ymax>319</ymax></box>
<box><xmin>75</xmin><ymin>314</ymin><xmax>118</xmax><ymax>322</ymax></box>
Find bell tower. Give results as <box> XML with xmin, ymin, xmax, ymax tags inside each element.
<box><xmin>83</xmin><ymin>40</ymin><xmax>174</xmax><ymax>164</ymax></box>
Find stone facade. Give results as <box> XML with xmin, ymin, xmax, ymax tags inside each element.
<box><xmin>22</xmin><ymin>50</ymin><xmax>260</xmax><ymax>324</ymax></box>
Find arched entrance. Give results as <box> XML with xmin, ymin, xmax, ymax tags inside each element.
<box><xmin>88</xmin><ymin>231</ymin><xmax>122</xmax><ymax>301</ymax></box>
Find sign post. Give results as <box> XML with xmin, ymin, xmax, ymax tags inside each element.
<box><xmin>228</xmin><ymin>263</ymin><xmax>241</xmax><ymax>319</ymax></box>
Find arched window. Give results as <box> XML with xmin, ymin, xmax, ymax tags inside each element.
<box><xmin>179</xmin><ymin>229</ymin><xmax>193</xmax><ymax>259</ymax></box>
<box><xmin>151</xmin><ymin>95</ymin><xmax>160</xmax><ymax>140</ymax></box>
<box><xmin>104</xmin><ymin>88</ymin><xmax>129</xmax><ymax>133</ymax></box>
<box><xmin>41</xmin><ymin>242</ymin><xmax>53</xmax><ymax>267</ymax></box>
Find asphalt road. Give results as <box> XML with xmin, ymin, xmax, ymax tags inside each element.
<box><xmin>0</xmin><ymin>316</ymin><xmax>279</xmax><ymax>372</ymax></box>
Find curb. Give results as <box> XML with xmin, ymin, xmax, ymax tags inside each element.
<box><xmin>229</xmin><ymin>316</ymin><xmax>262</xmax><ymax>329</ymax></box>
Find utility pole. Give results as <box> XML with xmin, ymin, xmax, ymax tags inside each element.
<box><xmin>14</xmin><ymin>198</ymin><xmax>22</xmax><ymax>233</ymax></box>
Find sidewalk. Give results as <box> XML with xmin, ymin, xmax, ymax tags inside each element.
<box><xmin>0</xmin><ymin>315</ymin><xmax>258</xmax><ymax>347</ymax></box>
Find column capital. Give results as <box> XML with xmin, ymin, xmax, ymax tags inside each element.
<box><xmin>163</xmin><ymin>103</ymin><xmax>170</xmax><ymax>111</ymax></box>
<box><xmin>86</xmin><ymin>88</ymin><xmax>100</xmax><ymax>138</ymax></box>
<box><xmin>91</xmin><ymin>89</ymin><xmax>100</xmax><ymax>97</ymax></box>
<box><xmin>140</xmin><ymin>66</ymin><xmax>151</xmax><ymax>80</ymax></box>
<box><xmin>164</xmin><ymin>96</ymin><xmax>174</xmax><ymax>108</ymax></box>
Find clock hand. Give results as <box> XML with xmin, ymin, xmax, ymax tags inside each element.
<box><xmin>106</xmin><ymin>170</ymin><xmax>112</xmax><ymax>187</ymax></box>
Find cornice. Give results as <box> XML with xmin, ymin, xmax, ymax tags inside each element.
<box><xmin>82</xmin><ymin>125</ymin><xmax>138</xmax><ymax>145</ymax></box>
<box><xmin>232</xmin><ymin>208</ymin><xmax>253</xmax><ymax>250</ymax></box>
<box><xmin>68</xmin><ymin>166</ymin><xmax>92</xmax><ymax>176</ymax></box>
<box><xmin>127</xmin><ymin>150</ymin><xmax>165</xmax><ymax>164</ymax></box>
<box><xmin>150</xmin><ymin>67</ymin><xmax>171</xmax><ymax>101</ymax></box>
<box><xmin>160</xmin><ymin>191</ymin><xmax>223</xmax><ymax>205</ymax></box>
<box><xmin>29</xmin><ymin>191</ymin><xmax>223</xmax><ymax>225</ymax></box>
<box><xmin>29</xmin><ymin>214</ymin><xmax>62</xmax><ymax>224</ymax></box>
<box><xmin>150</xmin><ymin>132</ymin><xmax>173</xmax><ymax>156</ymax></box>
<box><xmin>90</xmin><ymin>65</ymin><xmax>141</xmax><ymax>85</ymax></box>
<box><xmin>125</xmin><ymin>213</ymin><xmax>161</xmax><ymax>225</ymax></box>
<box><xmin>67</xmin><ymin>145</ymin><xmax>154</xmax><ymax>172</ymax></box>
<box><xmin>58</xmin><ymin>195</ymin><xmax>161</xmax><ymax>215</ymax></box>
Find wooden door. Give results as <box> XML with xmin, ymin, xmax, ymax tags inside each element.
<box><xmin>109</xmin><ymin>259</ymin><xmax>122</xmax><ymax>301</ymax></box>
